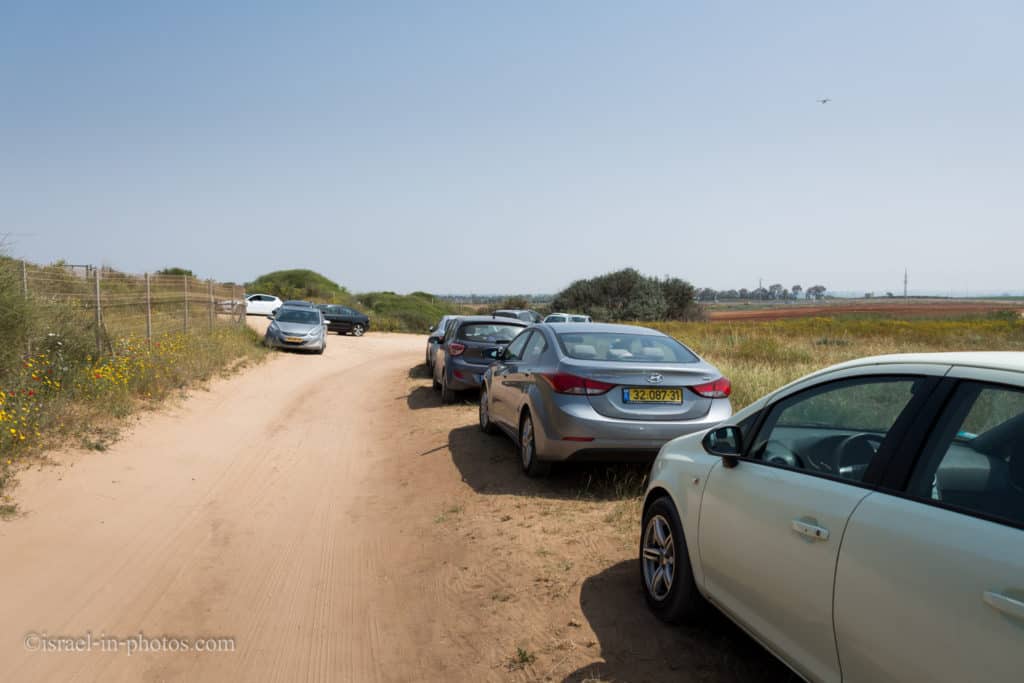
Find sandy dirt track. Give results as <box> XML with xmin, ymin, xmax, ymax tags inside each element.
<box><xmin>0</xmin><ymin>328</ymin><xmax>787</xmax><ymax>683</ymax></box>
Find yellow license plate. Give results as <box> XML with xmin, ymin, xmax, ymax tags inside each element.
<box><xmin>284</xmin><ymin>336</ymin><xmax>303</xmax><ymax>343</ymax></box>
<box><xmin>624</xmin><ymin>388</ymin><xmax>682</xmax><ymax>404</ymax></box>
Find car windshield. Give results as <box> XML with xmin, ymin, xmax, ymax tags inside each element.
<box><xmin>547</xmin><ymin>315</ymin><xmax>567</xmax><ymax>323</ymax></box>
<box><xmin>569</xmin><ymin>316</ymin><xmax>588</xmax><ymax>322</ymax></box>
<box><xmin>275</xmin><ymin>309</ymin><xmax>320</xmax><ymax>324</ymax></box>
<box><xmin>556</xmin><ymin>332</ymin><xmax>699</xmax><ymax>363</ymax></box>
<box><xmin>458</xmin><ymin>323</ymin><xmax>524</xmax><ymax>343</ymax></box>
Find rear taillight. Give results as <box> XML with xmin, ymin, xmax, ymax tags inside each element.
<box><xmin>540</xmin><ymin>373</ymin><xmax>615</xmax><ymax>396</ymax></box>
<box><xmin>448</xmin><ymin>342</ymin><xmax>466</xmax><ymax>356</ymax></box>
<box><xmin>692</xmin><ymin>377</ymin><xmax>731</xmax><ymax>398</ymax></box>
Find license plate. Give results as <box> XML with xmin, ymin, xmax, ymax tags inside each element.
<box><xmin>623</xmin><ymin>388</ymin><xmax>682</xmax><ymax>404</ymax></box>
<box><xmin>284</xmin><ymin>336</ymin><xmax>303</xmax><ymax>343</ymax></box>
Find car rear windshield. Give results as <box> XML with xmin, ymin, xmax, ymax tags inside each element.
<box><xmin>547</xmin><ymin>315</ymin><xmax>567</xmax><ymax>323</ymax></box>
<box><xmin>556</xmin><ymin>332</ymin><xmax>699</xmax><ymax>363</ymax></box>
<box><xmin>569</xmin><ymin>316</ymin><xmax>589</xmax><ymax>322</ymax></box>
<box><xmin>276</xmin><ymin>309</ymin><xmax>321</xmax><ymax>324</ymax></box>
<box><xmin>457</xmin><ymin>323</ymin><xmax>524</xmax><ymax>343</ymax></box>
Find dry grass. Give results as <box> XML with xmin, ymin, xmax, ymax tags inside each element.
<box><xmin>652</xmin><ymin>313</ymin><xmax>1024</xmax><ymax>409</ymax></box>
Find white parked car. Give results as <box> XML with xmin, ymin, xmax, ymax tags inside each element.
<box><xmin>245</xmin><ymin>293</ymin><xmax>282</xmax><ymax>317</ymax></box>
<box><xmin>641</xmin><ymin>352</ymin><xmax>1024</xmax><ymax>683</ymax></box>
<box><xmin>543</xmin><ymin>312</ymin><xmax>592</xmax><ymax>323</ymax></box>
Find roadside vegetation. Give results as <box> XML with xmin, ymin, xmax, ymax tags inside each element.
<box><xmin>552</xmin><ymin>268</ymin><xmax>704</xmax><ymax>322</ymax></box>
<box><xmin>0</xmin><ymin>257</ymin><xmax>267</xmax><ymax>514</ymax></box>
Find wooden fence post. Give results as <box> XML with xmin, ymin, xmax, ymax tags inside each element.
<box><xmin>208</xmin><ymin>279</ymin><xmax>214</xmax><ymax>331</ymax></box>
<box><xmin>145</xmin><ymin>273</ymin><xmax>153</xmax><ymax>347</ymax></box>
<box><xmin>94</xmin><ymin>267</ymin><xmax>103</xmax><ymax>354</ymax></box>
<box><xmin>183</xmin><ymin>276</ymin><xmax>190</xmax><ymax>333</ymax></box>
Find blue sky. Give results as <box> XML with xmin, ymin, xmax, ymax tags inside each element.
<box><xmin>2</xmin><ymin>1</ymin><xmax>1022</xmax><ymax>295</ymax></box>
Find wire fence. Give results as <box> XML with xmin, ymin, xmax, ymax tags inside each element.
<box><xmin>20</xmin><ymin>262</ymin><xmax>247</xmax><ymax>354</ymax></box>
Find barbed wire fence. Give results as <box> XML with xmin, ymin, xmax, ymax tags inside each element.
<box><xmin>20</xmin><ymin>261</ymin><xmax>248</xmax><ymax>355</ymax></box>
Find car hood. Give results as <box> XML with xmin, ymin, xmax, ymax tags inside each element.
<box><xmin>273</xmin><ymin>322</ymin><xmax>321</xmax><ymax>335</ymax></box>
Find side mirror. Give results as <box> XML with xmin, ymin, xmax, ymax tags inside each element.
<box><xmin>703</xmin><ymin>426</ymin><xmax>743</xmax><ymax>468</ymax></box>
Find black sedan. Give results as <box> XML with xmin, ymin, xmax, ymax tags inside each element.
<box><xmin>317</xmin><ymin>304</ymin><xmax>370</xmax><ymax>336</ymax></box>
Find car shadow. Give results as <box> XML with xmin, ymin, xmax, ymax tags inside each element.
<box><xmin>447</xmin><ymin>424</ymin><xmax>652</xmax><ymax>501</ymax></box>
<box><xmin>563</xmin><ymin>561</ymin><xmax>795</xmax><ymax>683</ymax></box>
<box><xmin>406</xmin><ymin>386</ymin><xmax>442</xmax><ymax>410</ymax></box>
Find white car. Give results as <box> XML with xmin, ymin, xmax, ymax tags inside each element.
<box><xmin>641</xmin><ymin>352</ymin><xmax>1024</xmax><ymax>683</ymax></box>
<box><xmin>245</xmin><ymin>293</ymin><xmax>282</xmax><ymax>317</ymax></box>
<box><xmin>543</xmin><ymin>312</ymin><xmax>592</xmax><ymax>323</ymax></box>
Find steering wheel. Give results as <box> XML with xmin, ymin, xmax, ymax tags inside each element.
<box><xmin>762</xmin><ymin>440</ymin><xmax>803</xmax><ymax>469</ymax></box>
<box><xmin>835</xmin><ymin>433</ymin><xmax>882</xmax><ymax>479</ymax></box>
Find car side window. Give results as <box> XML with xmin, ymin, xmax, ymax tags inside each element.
<box><xmin>749</xmin><ymin>377</ymin><xmax>921</xmax><ymax>482</ymax></box>
<box><xmin>907</xmin><ymin>382</ymin><xmax>1024</xmax><ymax>527</ymax></box>
<box><xmin>522</xmin><ymin>331</ymin><xmax>548</xmax><ymax>365</ymax></box>
<box><xmin>503</xmin><ymin>331</ymin><xmax>532</xmax><ymax>362</ymax></box>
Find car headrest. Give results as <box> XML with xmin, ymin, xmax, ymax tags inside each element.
<box><xmin>572</xmin><ymin>344</ymin><xmax>598</xmax><ymax>359</ymax></box>
<box><xmin>641</xmin><ymin>347</ymin><xmax>666</xmax><ymax>360</ymax></box>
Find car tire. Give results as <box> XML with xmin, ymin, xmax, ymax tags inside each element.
<box><xmin>479</xmin><ymin>385</ymin><xmax>497</xmax><ymax>434</ymax></box>
<box><xmin>316</xmin><ymin>343</ymin><xmax>325</xmax><ymax>355</ymax></box>
<box><xmin>432</xmin><ymin>366</ymin><xmax>442</xmax><ymax>391</ymax></box>
<box><xmin>518</xmin><ymin>412</ymin><xmax>550</xmax><ymax>477</ymax></box>
<box><xmin>352</xmin><ymin>324</ymin><xmax>365</xmax><ymax>337</ymax></box>
<box><xmin>440</xmin><ymin>370</ymin><xmax>456</xmax><ymax>404</ymax></box>
<box><xmin>640</xmin><ymin>496</ymin><xmax>705</xmax><ymax>624</ymax></box>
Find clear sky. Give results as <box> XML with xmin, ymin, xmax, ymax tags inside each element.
<box><xmin>2</xmin><ymin>1</ymin><xmax>1022</xmax><ymax>295</ymax></box>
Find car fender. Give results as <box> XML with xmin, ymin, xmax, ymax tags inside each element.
<box><xmin>644</xmin><ymin>429</ymin><xmax>721</xmax><ymax>592</ymax></box>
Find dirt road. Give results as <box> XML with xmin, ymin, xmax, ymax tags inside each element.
<box><xmin>0</xmin><ymin>330</ymin><xmax>786</xmax><ymax>682</ymax></box>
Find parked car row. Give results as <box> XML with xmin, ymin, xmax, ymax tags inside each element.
<box><xmin>427</xmin><ymin>315</ymin><xmax>731</xmax><ymax>475</ymax></box>
<box><xmin>421</xmin><ymin>313</ymin><xmax>1024</xmax><ymax>681</ymax></box>
<box><xmin>259</xmin><ymin>298</ymin><xmax>371</xmax><ymax>354</ymax></box>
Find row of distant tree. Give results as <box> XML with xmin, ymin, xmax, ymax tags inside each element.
<box><xmin>695</xmin><ymin>284</ymin><xmax>828</xmax><ymax>302</ymax></box>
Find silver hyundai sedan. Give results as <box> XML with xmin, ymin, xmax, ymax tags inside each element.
<box><xmin>479</xmin><ymin>323</ymin><xmax>731</xmax><ymax>476</ymax></box>
<box><xmin>263</xmin><ymin>306</ymin><xmax>327</xmax><ymax>354</ymax></box>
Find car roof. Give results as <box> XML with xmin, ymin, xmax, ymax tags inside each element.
<box><xmin>828</xmin><ymin>351</ymin><xmax>1024</xmax><ymax>375</ymax></box>
<box><xmin>541</xmin><ymin>322</ymin><xmax>662</xmax><ymax>335</ymax></box>
<box><xmin>454</xmin><ymin>315</ymin><xmax>530</xmax><ymax>326</ymax></box>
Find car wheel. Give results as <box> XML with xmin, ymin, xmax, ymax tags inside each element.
<box><xmin>518</xmin><ymin>412</ymin><xmax>550</xmax><ymax>477</ymax></box>
<box><xmin>640</xmin><ymin>496</ymin><xmax>705</xmax><ymax>623</ymax></box>
<box><xmin>352</xmin><ymin>324</ymin><xmax>365</xmax><ymax>337</ymax></box>
<box><xmin>432</xmin><ymin>365</ymin><xmax>442</xmax><ymax>391</ymax></box>
<box><xmin>479</xmin><ymin>385</ymin><xmax>497</xmax><ymax>434</ymax></box>
<box><xmin>440</xmin><ymin>370</ymin><xmax>456</xmax><ymax>404</ymax></box>
<box><xmin>316</xmin><ymin>343</ymin><xmax>325</xmax><ymax>355</ymax></box>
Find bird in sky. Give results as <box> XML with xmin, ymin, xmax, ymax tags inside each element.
<box><xmin>817</xmin><ymin>98</ymin><xmax>831</xmax><ymax>104</ymax></box>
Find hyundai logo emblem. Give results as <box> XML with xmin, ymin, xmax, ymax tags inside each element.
<box><xmin>647</xmin><ymin>373</ymin><xmax>664</xmax><ymax>384</ymax></box>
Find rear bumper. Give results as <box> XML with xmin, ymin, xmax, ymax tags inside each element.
<box><xmin>533</xmin><ymin>397</ymin><xmax>732</xmax><ymax>461</ymax></box>
<box><xmin>446</xmin><ymin>359</ymin><xmax>491</xmax><ymax>391</ymax></box>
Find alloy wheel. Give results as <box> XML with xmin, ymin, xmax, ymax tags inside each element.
<box><xmin>642</xmin><ymin>514</ymin><xmax>676</xmax><ymax>601</ymax></box>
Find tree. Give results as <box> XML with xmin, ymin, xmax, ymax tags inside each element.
<box><xmin>806</xmin><ymin>285</ymin><xmax>827</xmax><ymax>300</ymax></box>
<box><xmin>768</xmin><ymin>283</ymin><xmax>784</xmax><ymax>300</ymax></box>
<box><xmin>738</xmin><ymin>288</ymin><xmax>750</xmax><ymax>300</ymax></box>
<box><xmin>157</xmin><ymin>267</ymin><xmax>194</xmax><ymax>277</ymax></box>
<box><xmin>791</xmin><ymin>285</ymin><xmax>803</xmax><ymax>299</ymax></box>
<box><xmin>550</xmin><ymin>268</ymin><xmax>702</xmax><ymax>321</ymax></box>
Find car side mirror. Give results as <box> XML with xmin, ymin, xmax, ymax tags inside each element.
<box><xmin>703</xmin><ymin>426</ymin><xmax>743</xmax><ymax>468</ymax></box>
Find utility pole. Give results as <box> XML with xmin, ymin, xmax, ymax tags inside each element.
<box><xmin>903</xmin><ymin>269</ymin><xmax>908</xmax><ymax>299</ymax></box>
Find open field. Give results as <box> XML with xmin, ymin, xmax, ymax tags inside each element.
<box><xmin>707</xmin><ymin>298</ymin><xmax>1024</xmax><ymax>321</ymax></box>
<box><xmin>2</xmin><ymin>316</ymin><xmax>1022</xmax><ymax>681</ymax></box>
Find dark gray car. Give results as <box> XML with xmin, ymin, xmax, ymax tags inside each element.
<box><xmin>432</xmin><ymin>316</ymin><xmax>529</xmax><ymax>403</ymax></box>
<box><xmin>479</xmin><ymin>323</ymin><xmax>731</xmax><ymax>476</ymax></box>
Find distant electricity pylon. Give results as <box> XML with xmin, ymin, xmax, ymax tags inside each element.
<box><xmin>904</xmin><ymin>269</ymin><xmax>908</xmax><ymax>298</ymax></box>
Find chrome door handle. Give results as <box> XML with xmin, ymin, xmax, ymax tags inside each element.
<box><xmin>983</xmin><ymin>591</ymin><xmax>1024</xmax><ymax>621</ymax></box>
<box><xmin>792</xmin><ymin>519</ymin><xmax>830</xmax><ymax>541</ymax></box>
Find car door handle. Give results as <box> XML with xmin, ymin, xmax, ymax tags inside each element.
<box><xmin>983</xmin><ymin>591</ymin><xmax>1024</xmax><ymax>621</ymax></box>
<box><xmin>791</xmin><ymin>519</ymin><xmax>830</xmax><ymax>541</ymax></box>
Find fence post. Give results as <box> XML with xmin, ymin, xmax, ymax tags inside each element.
<box><xmin>145</xmin><ymin>272</ymin><xmax>153</xmax><ymax>348</ymax></box>
<box><xmin>234</xmin><ymin>284</ymin><xmax>243</xmax><ymax>325</ymax></box>
<box><xmin>21</xmin><ymin>260</ymin><xmax>28</xmax><ymax>298</ymax></box>
<box><xmin>94</xmin><ymin>267</ymin><xmax>103</xmax><ymax>354</ymax></box>
<box><xmin>208</xmin><ymin>279</ymin><xmax>214</xmax><ymax>331</ymax></box>
<box><xmin>183</xmin><ymin>276</ymin><xmax>189</xmax><ymax>333</ymax></box>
